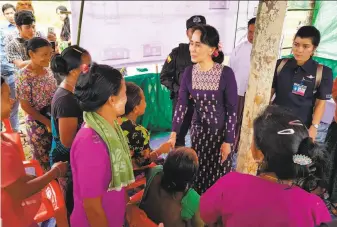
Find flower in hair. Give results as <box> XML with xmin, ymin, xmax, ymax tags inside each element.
<box><xmin>81</xmin><ymin>64</ymin><xmax>89</xmax><ymax>73</ymax></box>
<box><xmin>213</xmin><ymin>50</ymin><xmax>219</xmax><ymax>57</ymax></box>
<box><xmin>293</xmin><ymin>154</ymin><xmax>312</xmax><ymax>166</ymax></box>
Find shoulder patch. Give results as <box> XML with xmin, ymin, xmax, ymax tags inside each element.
<box><xmin>167</xmin><ymin>55</ymin><xmax>172</xmax><ymax>63</ymax></box>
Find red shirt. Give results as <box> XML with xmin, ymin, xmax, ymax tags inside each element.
<box><xmin>1</xmin><ymin>134</ymin><xmax>41</xmax><ymax>227</ymax></box>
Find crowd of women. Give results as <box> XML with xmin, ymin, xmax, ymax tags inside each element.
<box><xmin>1</xmin><ymin>6</ymin><xmax>337</xmax><ymax>227</ymax></box>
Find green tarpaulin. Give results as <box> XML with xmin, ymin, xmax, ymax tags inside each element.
<box><xmin>312</xmin><ymin>1</ymin><xmax>337</xmax><ymax>61</ymax></box>
<box><xmin>125</xmin><ymin>73</ymin><xmax>172</xmax><ymax>132</ymax></box>
<box><xmin>311</xmin><ymin>1</ymin><xmax>337</xmax><ymax>79</ymax></box>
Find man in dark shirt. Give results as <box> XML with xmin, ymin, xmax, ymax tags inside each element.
<box><xmin>160</xmin><ymin>15</ymin><xmax>206</xmax><ymax>147</ymax></box>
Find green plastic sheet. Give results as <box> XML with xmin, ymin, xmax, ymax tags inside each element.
<box><xmin>312</xmin><ymin>1</ymin><xmax>337</xmax><ymax>61</ymax></box>
<box><xmin>125</xmin><ymin>73</ymin><xmax>172</xmax><ymax>132</ymax></box>
<box><xmin>313</xmin><ymin>56</ymin><xmax>337</xmax><ymax>80</ymax></box>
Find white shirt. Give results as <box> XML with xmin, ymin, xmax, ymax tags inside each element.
<box><xmin>229</xmin><ymin>41</ymin><xmax>252</xmax><ymax>96</ymax></box>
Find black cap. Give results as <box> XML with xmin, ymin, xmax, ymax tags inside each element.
<box><xmin>186</xmin><ymin>15</ymin><xmax>206</xmax><ymax>30</ymax></box>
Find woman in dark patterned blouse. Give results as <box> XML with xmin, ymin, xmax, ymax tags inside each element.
<box><xmin>120</xmin><ymin>82</ymin><xmax>171</xmax><ymax>172</ymax></box>
<box><xmin>168</xmin><ymin>24</ymin><xmax>238</xmax><ymax>194</ymax></box>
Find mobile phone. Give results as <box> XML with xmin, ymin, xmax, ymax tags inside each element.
<box><xmin>48</xmin><ymin>27</ymin><xmax>55</xmax><ymax>34</ymax></box>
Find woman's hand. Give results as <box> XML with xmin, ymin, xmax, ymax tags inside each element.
<box><xmin>167</xmin><ymin>132</ymin><xmax>177</xmax><ymax>148</ymax></box>
<box><xmin>43</xmin><ymin>119</ymin><xmax>52</xmax><ymax>132</ymax></box>
<box><xmin>220</xmin><ymin>143</ymin><xmax>231</xmax><ymax>164</ymax></box>
<box><xmin>47</xmin><ymin>32</ymin><xmax>57</xmax><ymax>42</ymax></box>
<box><xmin>308</xmin><ymin>126</ymin><xmax>317</xmax><ymax>141</ymax></box>
<box><xmin>51</xmin><ymin>161</ymin><xmax>68</xmax><ymax>178</ymax></box>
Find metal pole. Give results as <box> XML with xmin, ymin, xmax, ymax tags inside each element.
<box><xmin>76</xmin><ymin>0</ymin><xmax>85</xmax><ymax>45</ymax></box>
<box><xmin>233</xmin><ymin>0</ymin><xmax>240</xmax><ymax>49</ymax></box>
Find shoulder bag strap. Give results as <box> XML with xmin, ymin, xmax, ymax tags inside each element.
<box><xmin>141</xmin><ymin>165</ymin><xmax>163</xmax><ymax>202</ymax></box>
<box><xmin>315</xmin><ymin>64</ymin><xmax>323</xmax><ymax>91</ymax></box>
<box><xmin>277</xmin><ymin>59</ymin><xmax>289</xmax><ymax>76</ymax></box>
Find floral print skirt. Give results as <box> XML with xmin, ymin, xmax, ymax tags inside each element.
<box><xmin>191</xmin><ymin>125</ymin><xmax>232</xmax><ymax>195</ymax></box>
<box><xmin>26</xmin><ymin>119</ymin><xmax>52</xmax><ymax>172</ymax></box>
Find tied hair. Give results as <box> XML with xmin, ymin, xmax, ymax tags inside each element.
<box><xmin>74</xmin><ymin>64</ymin><xmax>101</xmax><ymax>107</ymax></box>
<box><xmin>293</xmin><ymin>137</ymin><xmax>325</xmax><ymax>193</ymax></box>
<box><xmin>74</xmin><ymin>63</ymin><xmax>121</xmax><ymax>112</ymax></box>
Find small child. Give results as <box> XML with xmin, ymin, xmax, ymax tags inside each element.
<box><xmin>120</xmin><ymin>82</ymin><xmax>171</xmax><ymax>177</ymax></box>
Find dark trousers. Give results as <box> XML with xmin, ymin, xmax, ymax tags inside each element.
<box><xmin>172</xmin><ymin>96</ymin><xmax>194</xmax><ymax>147</ymax></box>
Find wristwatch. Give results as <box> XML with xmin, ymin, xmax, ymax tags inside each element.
<box><xmin>312</xmin><ymin>124</ymin><xmax>319</xmax><ymax>129</ymax></box>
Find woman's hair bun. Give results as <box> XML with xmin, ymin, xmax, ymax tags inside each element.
<box><xmin>51</xmin><ymin>54</ymin><xmax>68</xmax><ymax>74</ymax></box>
<box><xmin>297</xmin><ymin>137</ymin><xmax>315</xmax><ymax>156</ymax></box>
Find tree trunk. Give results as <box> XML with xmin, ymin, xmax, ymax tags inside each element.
<box><xmin>236</xmin><ymin>0</ymin><xmax>287</xmax><ymax>174</ymax></box>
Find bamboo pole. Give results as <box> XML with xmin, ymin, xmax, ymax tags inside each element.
<box><xmin>236</xmin><ymin>0</ymin><xmax>288</xmax><ymax>174</ymax></box>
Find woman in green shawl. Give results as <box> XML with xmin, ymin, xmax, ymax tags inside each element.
<box><xmin>70</xmin><ymin>63</ymin><xmax>134</xmax><ymax>227</ymax></box>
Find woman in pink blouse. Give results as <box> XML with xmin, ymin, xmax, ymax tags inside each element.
<box><xmin>200</xmin><ymin>105</ymin><xmax>332</xmax><ymax>227</ymax></box>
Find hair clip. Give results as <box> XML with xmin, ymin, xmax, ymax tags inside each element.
<box><xmin>73</xmin><ymin>48</ymin><xmax>83</xmax><ymax>54</ymax></box>
<box><xmin>213</xmin><ymin>50</ymin><xmax>219</xmax><ymax>57</ymax></box>
<box><xmin>289</xmin><ymin>120</ymin><xmax>303</xmax><ymax>126</ymax></box>
<box><xmin>293</xmin><ymin>154</ymin><xmax>312</xmax><ymax>166</ymax></box>
<box><xmin>277</xmin><ymin>129</ymin><xmax>295</xmax><ymax>135</ymax></box>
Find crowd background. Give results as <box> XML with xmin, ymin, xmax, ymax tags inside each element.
<box><xmin>0</xmin><ymin>1</ymin><xmax>70</xmax><ymax>36</ymax></box>
<box><xmin>0</xmin><ymin>0</ymin><xmax>70</xmax><ymax>159</ymax></box>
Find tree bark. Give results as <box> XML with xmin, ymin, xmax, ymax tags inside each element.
<box><xmin>236</xmin><ymin>0</ymin><xmax>287</xmax><ymax>174</ymax></box>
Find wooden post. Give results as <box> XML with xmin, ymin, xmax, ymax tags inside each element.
<box><xmin>236</xmin><ymin>0</ymin><xmax>287</xmax><ymax>174</ymax></box>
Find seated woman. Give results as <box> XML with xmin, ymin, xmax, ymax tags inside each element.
<box><xmin>139</xmin><ymin>147</ymin><xmax>204</xmax><ymax>227</ymax></box>
<box><xmin>1</xmin><ymin>77</ymin><xmax>68</xmax><ymax>227</ymax></box>
<box><xmin>120</xmin><ymin>82</ymin><xmax>171</xmax><ymax>171</ymax></box>
<box><xmin>200</xmin><ymin>105</ymin><xmax>332</xmax><ymax>227</ymax></box>
<box><xmin>70</xmin><ymin>63</ymin><xmax>134</xmax><ymax>227</ymax></box>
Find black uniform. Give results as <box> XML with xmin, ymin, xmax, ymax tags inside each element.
<box><xmin>272</xmin><ymin>57</ymin><xmax>333</xmax><ymax>127</ymax></box>
<box><xmin>160</xmin><ymin>43</ymin><xmax>194</xmax><ymax>146</ymax></box>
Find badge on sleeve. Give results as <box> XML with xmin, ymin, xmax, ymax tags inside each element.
<box><xmin>167</xmin><ymin>55</ymin><xmax>172</xmax><ymax>63</ymax></box>
<box><xmin>292</xmin><ymin>83</ymin><xmax>307</xmax><ymax>96</ymax></box>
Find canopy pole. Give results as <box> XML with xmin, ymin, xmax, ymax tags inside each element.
<box><xmin>76</xmin><ymin>0</ymin><xmax>85</xmax><ymax>45</ymax></box>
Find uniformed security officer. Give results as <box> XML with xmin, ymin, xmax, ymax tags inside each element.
<box><xmin>160</xmin><ymin>15</ymin><xmax>206</xmax><ymax>147</ymax></box>
<box><xmin>271</xmin><ymin>26</ymin><xmax>333</xmax><ymax>140</ymax></box>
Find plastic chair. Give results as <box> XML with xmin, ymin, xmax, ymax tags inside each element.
<box><xmin>126</xmin><ymin>162</ymin><xmax>157</xmax><ymax>191</ymax></box>
<box><xmin>130</xmin><ymin>189</ymin><xmax>144</xmax><ymax>204</ymax></box>
<box><xmin>2</xmin><ymin>119</ymin><xmax>26</xmax><ymax>160</ymax></box>
<box><xmin>127</xmin><ymin>188</ymin><xmax>156</xmax><ymax>227</ymax></box>
<box><xmin>2</xmin><ymin>119</ymin><xmax>69</xmax><ymax>227</ymax></box>
<box><xmin>126</xmin><ymin>203</ymin><xmax>157</xmax><ymax>227</ymax></box>
<box><xmin>23</xmin><ymin>160</ymin><xmax>69</xmax><ymax>226</ymax></box>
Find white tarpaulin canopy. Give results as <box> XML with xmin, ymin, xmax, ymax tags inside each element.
<box><xmin>70</xmin><ymin>1</ymin><xmax>258</xmax><ymax>68</ymax></box>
